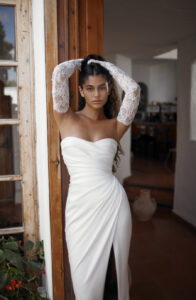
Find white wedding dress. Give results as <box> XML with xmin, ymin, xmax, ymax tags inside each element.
<box><xmin>61</xmin><ymin>136</ymin><xmax>132</xmax><ymax>300</ymax></box>
<box><xmin>52</xmin><ymin>57</ymin><xmax>141</xmax><ymax>300</ymax></box>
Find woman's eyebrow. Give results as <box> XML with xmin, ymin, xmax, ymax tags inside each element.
<box><xmin>85</xmin><ymin>84</ymin><xmax>93</xmax><ymax>87</ymax></box>
<box><xmin>85</xmin><ymin>83</ymin><xmax>107</xmax><ymax>87</ymax></box>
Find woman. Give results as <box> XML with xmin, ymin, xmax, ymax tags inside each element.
<box><xmin>52</xmin><ymin>54</ymin><xmax>140</xmax><ymax>300</ymax></box>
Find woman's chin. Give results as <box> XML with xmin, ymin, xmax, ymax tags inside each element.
<box><xmin>91</xmin><ymin>102</ymin><xmax>104</xmax><ymax>108</ymax></box>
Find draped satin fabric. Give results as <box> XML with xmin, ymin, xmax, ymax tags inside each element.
<box><xmin>61</xmin><ymin>136</ymin><xmax>132</xmax><ymax>300</ymax></box>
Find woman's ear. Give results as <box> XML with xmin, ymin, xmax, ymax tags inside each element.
<box><xmin>78</xmin><ymin>86</ymin><xmax>84</xmax><ymax>97</ymax></box>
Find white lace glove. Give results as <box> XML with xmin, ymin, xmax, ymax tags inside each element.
<box><xmin>88</xmin><ymin>59</ymin><xmax>141</xmax><ymax>126</ymax></box>
<box><xmin>52</xmin><ymin>58</ymin><xmax>83</xmax><ymax>113</ymax></box>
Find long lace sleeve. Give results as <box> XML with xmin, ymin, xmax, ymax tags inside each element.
<box><xmin>88</xmin><ymin>59</ymin><xmax>141</xmax><ymax>126</ymax></box>
<box><xmin>52</xmin><ymin>58</ymin><xmax>83</xmax><ymax>113</ymax></box>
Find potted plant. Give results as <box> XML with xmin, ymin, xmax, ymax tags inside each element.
<box><xmin>0</xmin><ymin>235</ymin><xmax>49</xmax><ymax>300</ymax></box>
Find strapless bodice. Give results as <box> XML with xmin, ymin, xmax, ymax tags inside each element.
<box><xmin>61</xmin><ymin>136</ymin><xmax>117</xmax><ymax>182</ymax></box>
<box><xmin>60</xmin><ymin>136</ymin><xmax>131</xmax><ymax>300</ymax></box>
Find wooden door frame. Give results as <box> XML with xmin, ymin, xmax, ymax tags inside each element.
<box><xmin>44</xmin><ymin>1</ymin><xmax>65</xmax><ymax>299</ymax></box>
<box><xmin>44</xmin><ymin>0</ymin><xmax>103</xmax><ymax>299</ymax></box>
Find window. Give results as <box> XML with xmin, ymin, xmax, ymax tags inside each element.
<box><xmin>0</xmin><ymin>1</ymin><xmax>38</xmax><ymax>242</ymax></box>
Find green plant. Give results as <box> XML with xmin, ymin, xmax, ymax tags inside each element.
<box><xmin>0</xmin><ymin>236</ymin><xmax>49</xmax><ymax>300</ymax></box>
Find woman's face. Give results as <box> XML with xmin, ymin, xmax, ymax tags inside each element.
<box><xmin>79</xmin><ymin>75</ymin><xmax>110</xmax><ymax>109</ymax></box>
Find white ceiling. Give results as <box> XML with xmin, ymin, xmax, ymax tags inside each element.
<box><xmin>104</xmin><ymin>0</ymin><xmax>196</xmax><ymax>59</ymax></box>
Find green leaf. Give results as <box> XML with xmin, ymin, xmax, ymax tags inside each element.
<box><xmin>0</xmin><ymin>249</ymin><xmax>5</xmax><ymax>263</ymax></box>
<box><xmin>25</xmin><ymin>240</ymin><xmax>34</xmax><ymax>251</ymax></box>
<box><xmin>27</xmin><ymin>275</ymin><xmax>38</xmax><ymax>283</ymax></box>
<box><xmin>35</xmin><ymin>240</ymin><xmax>43</xmax><ymax>248</ymax></box>
<box><xmin>8</xmin><ymin>236</ymin><xmax>15</xmax><ymax>242</ymax></box>
<box><xmin>9</xmin><ymin>266</ymin><xmax>24</xmax><ymax>278</ymax></box>
<box><xmin>4</xmin><ymin>249</ymin><xmax>24</xmax><ymax>271</ymax></box>
<box><xmin>35</xmin><ymin>293</ymin><xmax>49</xmax><ymax>300</ymax></box>
<box><xmin>28</xmin><ymin>261</ymin><xmax>42</xmax><ymax>272</ymax></box>
<box><xmin>3</xmin><ymin>241</ymin><xmax>19</xmax><ymax>252</ymax></box>
<box><xmin>0</xmin><ymin>271</ymin><xmax>8</xmax><ymax>289</ymax></box>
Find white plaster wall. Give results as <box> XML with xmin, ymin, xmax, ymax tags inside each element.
<box><xmin>32</xmin><ymin>1</ymin><xmax>53</xmax><ymax>299</ymax></box>
<box><xmin>105</xmin><ymin>54</ymin><xmax>132</xmax><ymax>184</ymax></box>
<box><xmin>150</xmin><ymin>61</ymin><xmax>176</xmax><ymax>103</ymax></box>
<box><xmin>132</xmin><ymin>63</ymin><xmax>151</xmax><ymax>93</ymax></box>
<box><xmin>133</xmin><ymin>60</ymin><xmax>177</xmax><ymax>104</ymax></box>
<box><xmin>173</xmin><ymin>35</ymin><xmax>196</xmax><ymax>227</ymax></box>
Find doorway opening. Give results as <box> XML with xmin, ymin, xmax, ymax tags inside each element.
<box><xmin>125</xmin><ymin>57</ymin><xmax>177</xmax><ymax>209</ymax></box>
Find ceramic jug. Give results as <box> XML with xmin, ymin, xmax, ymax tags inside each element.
<box><xmin>132</xmin><ymin>189</ymin><xmax>157</xmax><ymax>221</ymax></box>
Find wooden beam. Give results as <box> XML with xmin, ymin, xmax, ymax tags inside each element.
<box><xmin>44</xmin><ymin>0</ymin><xmax>65</xmax><ymax>299</ymax></box>
<box><xmin>0</xmin><ymin>227</ymin><xmax>24</xmax><ymax>235</ymax></box>
<box><xmin>85</xmin><ymin>0</ymin><xmax>103</xmax><ymax>55</ymax></box>
<box><xmin>56</xmin><ymin>0</ymin><xmax>75</xmax><ymax>298</ymax></box>
<box><xmin>78</xmin><ymin>0</ymin><xmax>87</xmax><ymax>57</ymax></box>
<box><xmin>0</xmin><ymin>119</ymin><xmax>20</xmax><ymax>125</ymax></box>
<box><xmin>0</xmin><ymin>60</ymin><xmax>18</xmax><ymax>66</ymax></box>
<box><xmin>69</xmin><ymin>0</ymin><xmax>80</xmax><ymax>110</ymax></box>
<box><xmin>0</xmin><ymin>175</ymin><xmax>22</xmax><ymax>181</ymax></box>
<box><xmin>0</xmin><ymin>0</ymin><xmax>16</xmax><ymax>4</ymax></box>
<box><xmin>16</xmin><ymin>0</ymin><xmax>39</xmax><ymax>243</ymax></box>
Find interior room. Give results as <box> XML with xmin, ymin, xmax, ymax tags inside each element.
<box><xmin>104</xmin><ymin>0</ymin><xmax>196</xmax><ymax>299</ymax></box>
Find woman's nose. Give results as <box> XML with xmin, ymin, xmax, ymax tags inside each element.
<box><xmin>94</xmin><ymin>89</ymin><xmax>99</xmax><ymax>96</ymax></box>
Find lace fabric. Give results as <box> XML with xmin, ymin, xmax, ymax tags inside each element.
<box><xmin>52</xmin><ymin>59</ymin><xmax>83</xmax><ymax>113</ymax></box>
<box><xmin>117</xmin><ymin>89</ymin><xmax>140</xmax><ymax>126</ymax></box>
<box><xmin>87</xmin><ymin>59</ymin><xmax>141</xmax><ymax>126</ymax></box>
<box><xmin>52</xmin><ymin>58</ymin><xmax>140</xmax><ymax>126</ymax></box>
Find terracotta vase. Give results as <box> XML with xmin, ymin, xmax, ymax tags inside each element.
<box><xmin>132</xmin><ymin>189</ymin><xmax>157</xmax><ymax>221</ymax></box>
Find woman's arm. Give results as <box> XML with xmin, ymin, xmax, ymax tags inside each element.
<box><xmin>87</xmin><ymin>59</ymin><xmax>141</xmax><ymax>130</ymax></box>
<box><xmin>51</xmin><ymin>59</ymin><xmax>83</xmax><ymax>124</ymax></box>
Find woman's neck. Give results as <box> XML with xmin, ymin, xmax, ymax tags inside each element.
<box><xmin>79</xmin><ymin>106</ymin><xmax>106</xmax><ymax>121</ymax></box>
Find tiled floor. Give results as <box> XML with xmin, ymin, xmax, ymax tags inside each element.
<box><xmin>129</xmin><ymin>206</ymin><xmax>196</xmax><ymax>300</ymax></box>
<box><xmin>126</xmin><ymin>155</ymin><xmax>196</xmax><ymax>300</ymax></box>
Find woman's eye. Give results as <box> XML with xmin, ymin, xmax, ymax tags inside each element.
<box><xmin>86</xmin><ymin>87</ymin><xmax>93</xmax><ymax>91</ymax></box>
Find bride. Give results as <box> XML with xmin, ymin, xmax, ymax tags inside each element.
<box><xmin>52</xmin><ymin>54</ymin><xmax>140</xmax><ymax>300</ymax></box>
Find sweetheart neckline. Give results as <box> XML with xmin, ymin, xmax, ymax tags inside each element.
<box><xmin>61</xmin><ymin>136</ymin><xmax>118</xmax><ymax>145</ymax></box>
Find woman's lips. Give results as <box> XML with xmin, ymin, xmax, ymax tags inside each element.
<box><xmin>92</xmin><ymin>100</ymin><xmax>101</xmax><ymax>103</ymax></box>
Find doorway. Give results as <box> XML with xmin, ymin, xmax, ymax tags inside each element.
<box><xmin>126</xmin><ymin>58</ymin><xmax>177</xmax><ymax>209</ymax></box>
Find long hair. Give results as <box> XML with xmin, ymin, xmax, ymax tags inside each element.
<box><xmin>78</xmin><ymin>54</ymin><xmax>124</xmax><ymax>173</ymax></box>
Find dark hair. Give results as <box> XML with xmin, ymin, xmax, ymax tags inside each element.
<box><xmin>78</xmin><ymin>54</ymin><xmax>124</xmax><ymax>172</ymax></box>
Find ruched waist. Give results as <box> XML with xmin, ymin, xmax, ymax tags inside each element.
<box><xmin>68</xmin><ymin>169</ymin><xmax>114</xmax><ymax>186</ymax></box>
<box><xmin>66</xmin><ymin>162</ymin><xmax>112</xmax><ymax>177</ymax></box>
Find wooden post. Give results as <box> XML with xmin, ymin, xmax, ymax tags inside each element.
<box><xmin>44</xmin><ymin>0</ymin><xmax>65</xmax><ymax>299</ymax></box>
<box><xmin>46</xmin><ymin>0</ymin><xmax>104</xmax><ymax>298</ymax></box>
